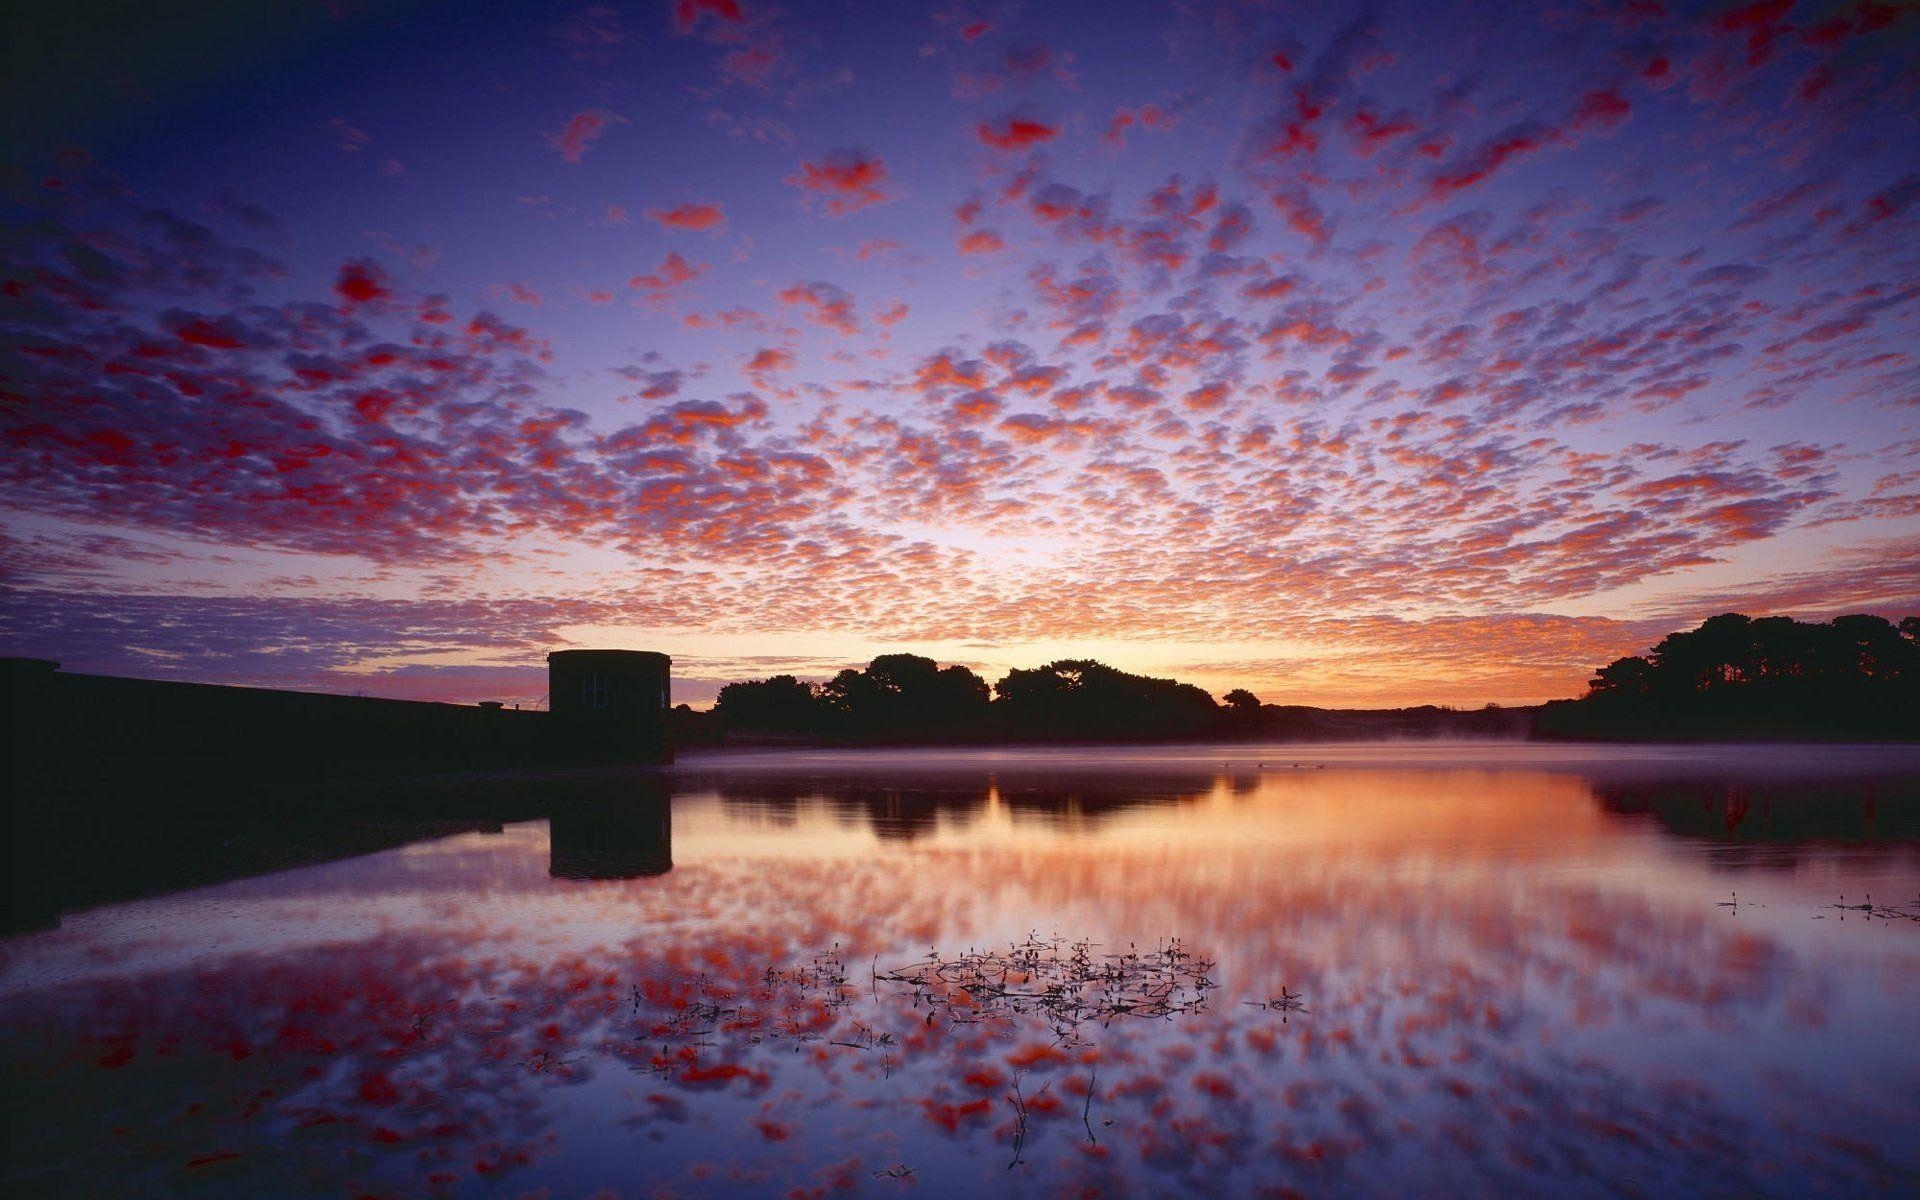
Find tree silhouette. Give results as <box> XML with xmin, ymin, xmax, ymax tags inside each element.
<box><xmin>713</xmin><ymin>674</ymin><xmax>827</xmax><ymax>733</ymax></box>
<box><xmin>1547</xmin><ymin>611</ymin><xmax>1920</xmax><ymax>740</ymax></box>
<box><xmin>1589</xmin><ymin>655</ymin><xmax>1656</xmax><ymax>696</ymax></box>
<box><xmin>817</xmin><ymin>654</ymin><xmax>990</xmax><ymax>735</ymax></box>
<box><xmin>996</xmin><ymin>659</ymin><xmax>1219</xmax><ymax>739</ymax></box>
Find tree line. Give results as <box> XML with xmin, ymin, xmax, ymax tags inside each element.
<box><xmin>710</xmin><ymin>654</ymin><xmax>1241</xmax><ymax>742</ymax></box>
<box><xmin>691</xmin><ymin>653</ymin><xmax>1535</xmax><ymax>746</ymax></box>
<box><xmin>1535</xmin><ymin>612</ymin><xmax>1920</xmax><ymax>741</ymax></box>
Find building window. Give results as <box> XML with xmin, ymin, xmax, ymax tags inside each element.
<box><xmin>583</xmin><ymin>672</ymin><xmax>608</xmax><ymax>710</ymax></box>
<box><xmin>661</xmin><ymin>680</ymin><xmax>669</xmax><ymax>710</ymax></box>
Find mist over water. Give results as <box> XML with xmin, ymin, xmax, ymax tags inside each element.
<box><xmin>4</xmin><ymin>743</ymin><xmax>1918</xmax><ymax>1197</ymax></box>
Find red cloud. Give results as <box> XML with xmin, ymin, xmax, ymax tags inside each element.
<box><xmin>543</xmin><ymin>109</ymin><xmax>625</xmax><ymax>163</ymax></box>
<box><xmin>1860</xmin><ymin>174</ymin><xmax>1919</xmax><ymax>225</ymax></box>
<box><xmin>629</xmin><ymin>253</ymin><xmax>709</xmax><ymax>303</ymax></box>
<box><xmin>496</xmin><ymin>281</ymin><xmax>542</xmax><ymax>307</ymax></box>
<box><xmin>335</xmin><ymin>259</ymin><xmax>391</xmax><ymax>307</ymax></box>
<box><xmin>673</xmin><ymin>0</ymin><xmax>745</xmax><ymax>31</ymax></box>
<box><xmin>1208</xmin><ymin>203</ymin><xmax>1255</xmax><ymax>252</ymax></box>
<box><xmin>958</xmin><ymin>229</ymin><xmax>1006</xmax><ymax>255</ymax></box>
<box><xmin>556</xmin><ymin>6</ymin><xmax>627</xmax><ymax>61</ymax></box>
<box><xmin>999</xmin><ymin>413</ymin><xmax>1106</xmax><ymax>445</ymax></box>
<box><xmin>776</xmin><ymin>281</ymin><xmax>857</xmax><ymax>334</ymax></box>
<box><xmin>1269</xmin><ymin>188</ymin><xmax>1329</xmax><ymax>244</ymax></box>
<box><xmin>784</xmin><ymin>150</ymin><xmax>896</xmax><ymax>217</ymax></box>
<box><xmin>1346</xmin><ymin>109</ymin><xmax>1419</xmax><ymax>156</ymax></box>
<box><xmin>722</xmin><ymin>45</ymin><xmax>781</xmax><ymax>86</ymax></box>
<box><xmin>1426</xmin><ymin>122</ymin><xmax>1562</xmax><ymax>201</ymax></box>
<box><xmin>172</xmin><ymin>318</ymin><xmax>244</xmax><ymax>349</ymax></box>
<box><xmin>746</xmin><ymin>347</ymin><xmax>795</xmax><ymax>372</ymax></box>
<box><xmin>977</xmin><ymin>115</ymin><xmax>1059</xmax><ymax>151</ymax></box>
<box><xmin>1572</xmin><ymin>90</ymin><xmax>1631</xmax><ymax>132</ymax></box>
<box><xmin>1711</xmin><ymin>0</ymin><xmax>1798</xmax><ymax>68</ymax></box>
<box><xmin>913</xmin><ymin>353</ymin><xmax>986</xmax><ymax>393</ymax></box>
<box><xmin>1185</xmin><ymin>382</ymin><xmax>1232</xmax><ymax>411</ymax></box>
<box><xmin>1104</xmin><ymin>104</ymin><xmax>1178</xmax><ymax>149</ymax></box>
<box><xmin>647</xmin><ymin>202</ymin><xmax>728</xmax><ymax>232</ymax></box>
<box><xmin>614</xmin><ymin>365</ymin><xmax>683</xmax><ymax>400</ymax></box>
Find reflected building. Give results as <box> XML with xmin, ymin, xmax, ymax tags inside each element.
<box><xmin>549</xmin><ymin>793</ymin><xmax>673</xmax><ymax>879</ymax></box>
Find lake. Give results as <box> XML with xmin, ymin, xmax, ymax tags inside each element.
<box><xmin>4</xmin><ymin>742</ymin><xmax>1918</xmax><ymax>1198</ymax></box>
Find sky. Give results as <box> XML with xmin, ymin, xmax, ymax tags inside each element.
<box><xmin>2</xmin><ymin>0</ymin><xmax>1918</xmax><ymax>709</ymax></box>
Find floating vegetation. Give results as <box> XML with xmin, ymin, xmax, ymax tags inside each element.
<box><xmin>1244</xmin><ymin>986</ymin><xmax>1309</xmax><ymax>1022</ymax></box>
<box><xmin>1004</xmin><ymin>1069</ymin><xmax>1049</xmax><ymax>1169</ymax></box>
<box><xmin>615</xmin><ymin>934</ymin><xmax>1223</xmax><ymax>1170</ymax></box>
<box><xmin>522</xmin><ymin>1047</ymin><xmax>576</xmax><ymax>1076</ymax></box>
<box><xmin>1081</xmin><ymin>1064</ymin><xmax>1102</xmax><ymax>1146</ymax></box>
<box><xmin>1817</xmin><ymin>893</ymin><xmax>1920</xmax><ymax>923</ymax></box>
<box><xmin>873</xmin><ymin>932</ymin><xmax>1218</xmax><ymax>1048</ymax></box>
<box><xmin>763</xmin><ymin>944</ymin><xmax>858</xmax><ymax>1003</ymax></box>
<box><xmin>827</xmin><ymin>1020</ymin><xmax>897</xmax><ymax>1055</ymax></box>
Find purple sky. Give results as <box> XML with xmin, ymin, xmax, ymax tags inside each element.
<box><xmin>3</xmin><ymin>0</ymin><xmax>1918</xmax><ymax>707</ymax></box>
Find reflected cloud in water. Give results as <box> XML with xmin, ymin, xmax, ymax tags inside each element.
<box><xmin>3</xmin><ymin>745</ymin><xmax>1918</xmax><ymax>1197</ymax></box>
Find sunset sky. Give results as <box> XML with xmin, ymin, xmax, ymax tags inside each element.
<box><xmin>3</xmin><ymin>0</ymin><xmax>1917</xmax><ymax>708</ymax></box>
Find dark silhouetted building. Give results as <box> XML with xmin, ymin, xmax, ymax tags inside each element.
<box><xmin>2</xmin><ymin>649</ymin><xmax>674</xmax><ymax>793</ymax></box>
<box><xmin>547</xmin><ymin>649</ymin><xmax>672</xmax><ymax>766</ymax></box>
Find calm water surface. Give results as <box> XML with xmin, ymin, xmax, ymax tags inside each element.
<box><xmin>4</xmin><ymin>742</ymin><xmax>1919</xmax><ymax>1198</ymax></box>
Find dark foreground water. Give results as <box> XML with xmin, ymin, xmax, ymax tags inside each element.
<box><xmin>4</xmin><ymin>743</ymin><xmax>1919</xmax><ymax>1198</ymax></box>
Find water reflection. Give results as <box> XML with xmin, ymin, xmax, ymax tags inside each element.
<box><xmin>1596</xmin><ymin>777</ymin><xmax>1920</xmax><ymax>843</ymax></box>
<box><xmin>2</xmin><ymin>745</ymin><xmax>1917</xmax><ymax>1198</ymax></box>
<box><xmin>549</xmin><ymin>790</ymin><xmax>673</xmax><ymax>879</ymax></box>
<box><xmin>709</xmin><ymin>768</ymin><xmax>1223</xmax><ymax>842</ymax></box>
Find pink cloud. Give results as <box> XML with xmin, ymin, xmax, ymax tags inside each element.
<box><xmin>323</xmin><ymin>117</ymin><xmax>370</xmax><ymax>152</ymax></box>
<box><xmin>647</xmin><ymin>202</ymin><xmax>728</xmax><ymax>232</ymax></box>
<box><xmin>958</xmin><ymin>229</ymin><xmax>1006</xmax><ymax>255</ymax></box>
<box><xmin>555</xmin><ymin>5</ymin><xmax>626</xmax><ymax>61</ymax></box>
<box><xmin>785</xmin><ymin>150</ymin><xmax>896</xmax><ymax>217</ymax></box>
<box><xmin>1346</xmin><ymin>109</ymin><xmax>1419</xmax><ymax>156</ymax></box>
<box><xmin>776</xmin><ymin>281</ymin><xmax>858</xmax><ymax>334</ymax></box>
<box><xmin>1572</xmin><ymin>90</ymin><xmax>1632</xmax><ymax>133</ymax></box>
<box><xmin>1711</xmin><ymin>0</ymin><xmax>1798</xmax><ymax>69</ymax></box>
<box><xmin>629</xmin><ymin>253</ymin><xmax>709</xmax><ymax>306</ymax></box>
<box><xmin>334</xmin><ymin>259</ymin><xmax>392</xmax><ymax>307</ymax></box>
<box><xmin>496</xmin><ymin>281</ymin><xmax>542</xmax><ymax>307</ymax></box>
<box><xmin>978</xmin><ymin>114</ymin><xmax>1060</xmax><ymax>151</ymax></box>
<box><xmin>746</xmin><ymin>346</ymin><xmax>795</xmax><ymax>372</ymax></box>
<box><xmin>543</xmin><ymin>109</ymin><xmax>625</xmax><ymax>163</ymax></box>
<box><xmin>1104</xmin><ymin>104</ymin><xmax>1178</xmax><ymax>149</ymax></box>
<box><xmin>1425</xmin><ymin>122</ymin><xmax>1562</xmax><ymax>202</ymax></box>
<box><xmin>672</xmin><ymin>0</ymin><xmax>745</xmax><ymax>32</ymax></box>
